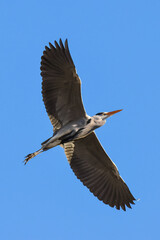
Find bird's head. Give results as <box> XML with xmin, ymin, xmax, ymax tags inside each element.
<box><xmin>95</xmin><ymin>109</ymin><xmax>123</xmax><ymax>121</ymax></box>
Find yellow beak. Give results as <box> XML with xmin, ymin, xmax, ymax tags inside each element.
<box><xmin>105</xmin><ymin>109</ymin><xmax>123</xmax><ymax>117</ymax></box>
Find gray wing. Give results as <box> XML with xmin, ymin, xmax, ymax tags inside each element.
<box><xmin>41</xmin><ymin>39</ymin><xmax>86</xmax><ymax>130</ymax></box>
<box><xmin>64</xmin><ymin>132</ymin><xmax>135</xmax><ymax>211</ymax></box>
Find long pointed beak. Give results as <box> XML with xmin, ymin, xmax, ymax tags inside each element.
<box><xmin>105</xmin><ymin>109</ymin><xmax>123</xmax><ymax>117</ymax></box>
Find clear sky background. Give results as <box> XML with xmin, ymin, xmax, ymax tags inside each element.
<box><xmin>1</xmin><ymin>0</ymin><xmax>160</xmax><ymax>239</ymax></box>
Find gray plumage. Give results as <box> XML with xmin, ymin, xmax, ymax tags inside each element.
<box><xmin>25</xmin><ymin>39</ymin><xmax>135</xmax><ymax>211</ymax></box>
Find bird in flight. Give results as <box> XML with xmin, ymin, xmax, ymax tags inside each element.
<box><xmin>25</xmin><ymin>39</ymin><xmax>135</xmax><ymax>211</ymax></box>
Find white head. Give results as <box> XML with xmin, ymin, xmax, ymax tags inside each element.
<box><xmin>93</xmin><ymin>109</ymin><xmax>123</xmax><ymax>126</ymax></box>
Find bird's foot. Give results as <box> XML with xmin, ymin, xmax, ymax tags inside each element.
<box><xmin>24</xmin><ymin>149</ymin><xmax>42</xmax><ymax>165</ymax></box>
<box><xmin>24</xmin><ymin>153</ymin><xmax>35</xmax><ymax>165</ymax></box>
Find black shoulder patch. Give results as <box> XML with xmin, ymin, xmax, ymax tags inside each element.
<box><xmin>87</xmin><ymin>119</ymin><xmax>91</xmax><ymax>124</ymax></box>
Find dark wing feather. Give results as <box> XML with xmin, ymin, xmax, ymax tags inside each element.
<box><xmin>41</xmin><ymin>39</ymin><xmax>86</xmax><ymax>130</ymax></box>
<box><xmin>64</xmin><ymin>132</ymin><xmax>135</xmax><ymax>211</ymax></box>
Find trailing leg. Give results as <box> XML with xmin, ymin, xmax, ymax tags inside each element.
<box><xmin>24</xmin><ymin>148</ymin><xmax>42</xmax><ymax>165</ymax></box>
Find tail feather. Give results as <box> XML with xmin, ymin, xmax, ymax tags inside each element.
<box><xmin>24</xmin><ymin>149</ymin><xmax>42</xmax><ymax>165</ymax></box>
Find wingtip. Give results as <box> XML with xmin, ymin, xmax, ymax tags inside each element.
<box><xmin>45</xmin><ymin>46</ymin><xmax>50</xmax><ymax>51</ymax></box>
<box><xmin>48</xmin><ymin>38</ymin><xmax>69</xmax><ymax>51</ymax></box>
<box><xmin>59</xmin><ymin>38</ymin><xmax>63</xmax><ymax>45</ymax></box>
<box><xmin>120</xmin><ymin>203</ymin><xmax>126</xmax><ymax>211</ymax></box>
<box><xmin>65</xmin><ymin>39</ymin><xmax>68</xmax><ymax>48</ymax></box>
<box><xmin>54</xmin><ymin>40</ymin><xmax>59</xmax><ymax>48</ymax></box>
<box><xmin>49</xmin><ymin>42</ymin><xmax>54</xmax><ymax>49</ymax></box>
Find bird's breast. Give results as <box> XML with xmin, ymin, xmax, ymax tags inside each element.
<box><xmin>74</xmin><ymin>120</ymin><xmax>98</xmax><ymax>140</ymax></box>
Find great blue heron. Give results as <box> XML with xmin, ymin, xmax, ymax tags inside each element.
<box><xmin>25</xmin><ymin>39</ymin><xmax>135</xmax><ymax>211</ymax></box>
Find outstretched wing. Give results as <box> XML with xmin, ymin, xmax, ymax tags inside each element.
<box><xmin>64</xmin><ymin>132</ymin><xmax>135</xmax><ymax>211</ymax></box>
<box><xmin>41</xmin><ymin>39</ymin><xmax>86</xmax><ymax>131</ymax></box>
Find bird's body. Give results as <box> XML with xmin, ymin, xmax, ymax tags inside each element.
<box><xmin>25</xmin><ymin>39</ymin><xmax>135</xmax><ymax>211</ymax></box>
<box><xmin>26</xmin><ymin>114</ymin><xmax>105</xmax><ymax>157</ymax></box>
<box><xmin>43</xmin><ymin>116</ymin><xmax>90</xmax><ymax>149</ymax></box>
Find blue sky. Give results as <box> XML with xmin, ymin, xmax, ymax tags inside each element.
<box><xmin>1</xmin><ymin>0</ymin><xmax>160</xmax><ymax>239</ymax></box>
